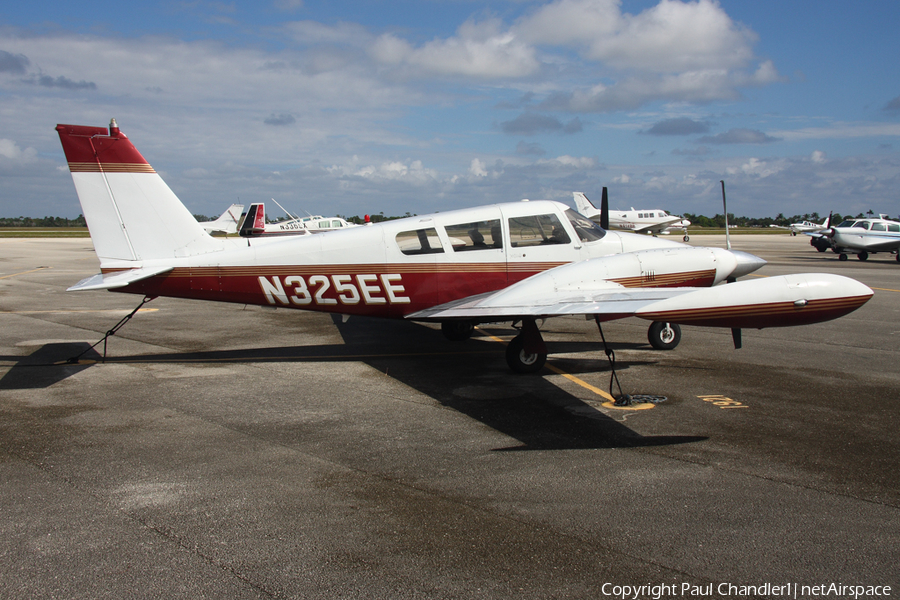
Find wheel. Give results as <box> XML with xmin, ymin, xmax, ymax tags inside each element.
<box><xmin>505</xmin><ymin>336</ymin><xmax>546</xmax><ymax>373</ymax></box>
<box><xmin>858</xmin><ymin>252</ymin><xmax>868</xmax><ymax>261</ymax></box>
<box><xmin>683</xmin><ymin>235</ymin><xmax>690</xmax><ymax>242</ymax></box>
<box><xmin>839</xmin><ymin>253</ymin><xmax>848</xmax><ymax>261</ymax></box>
<box><xmin>816</xmin><ymin>245</ymin><xmax>827</xmax><ymax>252</ymax></box>
<box><xmin>648</xmin><ymin>321</ymin><xmax>681</xmax><ymax>350</ymax></box>
<box><xmin>441</xmin><ymin>320</ymin><xmax>474</xmax><ymax>341</ymax></box>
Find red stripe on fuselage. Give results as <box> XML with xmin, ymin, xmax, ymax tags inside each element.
<box><xmin>110</xmin><ymin>263</ymin><xmax>722</xmax><ymax>319</ymax></box>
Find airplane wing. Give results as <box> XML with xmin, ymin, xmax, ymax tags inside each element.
<box><xmin>408</xmin><ymin>259</ymin><xmax>872</xmax><ymax>330</ymax></box>
<box><xmin>631</xmin><ymin>216</ymin><xmax>686</xmax><ymax>234</ymax></box>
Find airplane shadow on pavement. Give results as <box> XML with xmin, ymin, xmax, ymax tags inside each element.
<box><xmin>0</xmin><ymin>318</ymin><xmax>706</xmax><ymax>451</ymax></box>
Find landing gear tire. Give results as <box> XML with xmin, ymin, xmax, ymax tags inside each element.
<box><xmin>858</xmin><ymin>252</ymin><xmax>868</xmax><ymax>261</ymax></box>
<box><xmin>839</xmin><ymin>253</ymin><xmax>848</xmax><ymax>261</ymax></box>
<box><xmin>441</xmin><ymin>320</ymin><xmax>475</xmax><ymax>341</ymax></box>
<box><xmin>648</xmin><ymin>321</ymin><xmax>681</xmax><ymax>350</ymax></box>
<box><xmin>683</xmin><ymin>235</ymin><xmax>690</xmax><ymax>242</ymax></box>
<box><xmin>505</xmin><ymin>336</ymin><xmax>547</xmax><ymax>374</ymax></box>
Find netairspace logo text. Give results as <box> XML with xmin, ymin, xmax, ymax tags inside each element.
<box><xmin>600</xmin><ymin>582</ymin><xmax>892</xmax><ymax>599</ymax></box>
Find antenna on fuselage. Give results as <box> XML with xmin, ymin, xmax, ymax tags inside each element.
<box><xmin>271</xmin><ymin>198</ymin><xmax>300</xmax><ymax>222</ymax></box>
<box><xmin>720</xmin><ymin>180</ymin><xmax>731</xmax><ymax>251</ymax></box>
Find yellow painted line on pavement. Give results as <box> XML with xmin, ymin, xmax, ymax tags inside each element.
<box><xmin>0</xmin><ymin>266</ymin><xmax>51</xmax><ymax>280</ymax></box>
<box><xmin>476</xmin><ymin>327</ymin><xmax>618</xmax><ymax>403</ymax></box>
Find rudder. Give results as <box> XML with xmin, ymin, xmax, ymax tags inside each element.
<box><xmin>56</xmin><ymin>119</ymin><xmax>221</xmax><ymax>264</ymax></box>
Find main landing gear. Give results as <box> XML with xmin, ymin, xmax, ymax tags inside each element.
<box><xmin>647</xmin><ymin>321</ymin><xmax>681</xmax><ymax>350</ymax></box>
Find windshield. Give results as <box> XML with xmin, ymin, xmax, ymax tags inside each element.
<box><xmin>566</xmin><ymin>209</ymin><xmax>606</xmax><ymax>242</ymax></box>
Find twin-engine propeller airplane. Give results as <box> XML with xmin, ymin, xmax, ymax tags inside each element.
<box><xmin>573</xmin><ymin>191</ymin><xmax>691</xmax><ymax>241</ymax></box>
<box><xmin>56</xmin><ymin>120</ymin><xmax>873</xmax><ymax>373</ymax></box>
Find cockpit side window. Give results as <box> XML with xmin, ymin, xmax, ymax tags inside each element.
<box><xmin>565</xmin><ymin>209</ymin><xmax>606</xmax><ymax>242</ymax></box>
<box><xmin>507</xmin><ymin>213</ymin><xmax>571</xmax><ymax>247</ymax></box>
<box><xmin>395</xmin><ymin>228</ymin><xmax>444</xmax><ymax>255</ymax></box>
<box><xmin>444</xmin><ymin>219</ymin><xmax>502</xmax><ymax>251</ymax></box>
<box><xmin>852</xmin><ymin>221</ymin><xmax>870</xmax><ymax>229</ymax></box>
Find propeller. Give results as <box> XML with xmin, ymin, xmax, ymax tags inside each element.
<box><xmin>731</xmin><ymin>327</ymin><xmax>742</xmax><ymax>349</ymax></box>
<box><xmin>821</xmin><ymin>211</ymin><xmax>836</xmax><ymax>238</ymax></box>
<box><xmin>600</xmin><ymin>186</ymin><xmax>610</xmax><ymax>230</ymax></box>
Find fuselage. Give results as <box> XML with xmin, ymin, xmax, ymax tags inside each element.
<box><xmin>108</xmin><ymin>200</ymin><xmax>713</xmax><ymax>319</ymax></box>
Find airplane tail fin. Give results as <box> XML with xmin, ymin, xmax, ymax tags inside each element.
<box><xmin>572</xmin><ymin>191</ymin><xmax>596</xmax><ymax>214</ymax></box>
<box><xmin>239</xmin><ymin>203</ymin><xmax>266</xmax><ymax>237</ymax></box>
<box><xmin>56</xmin><ymin>120</ymin><xmax>222</xmax><ymax>265</ymax></box>
<box><xmin>201</xmin><ymin>203</ymin><xmax>244</xmax><ymax>234</ymax></box>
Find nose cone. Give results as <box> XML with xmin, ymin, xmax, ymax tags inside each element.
<box><xmin>729</xmin><ymin>250</ymin><xmax>767</xmax><ymax>279</ymax></box>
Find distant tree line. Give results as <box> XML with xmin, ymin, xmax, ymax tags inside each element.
<box><xmin>4</xmin><ymin>210</ymin><xmax>896</xmax><ymax>229</ymax></box>
<box><xmin>0</xmin><ymin>215</ymin><xmax>87</xmax><ymax>227</ymax></box>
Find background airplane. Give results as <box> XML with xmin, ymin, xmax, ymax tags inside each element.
<box><xmin>56</xmin><ymin>120</ymin><xmax>872</xmax><ymax>374</ymax></box>
<box><xmin>790</xmin><ymin>219</ymin><xmax>829</xmax><ymax>235</ymax></box>
<box><xmin>809</xmin><ymin>216</ymin><xmax>900</xmax><ymax>261</ymax></box>
<box><xmin>198</xmin><ymin>203</ymin><xmax>243</xmax><ymax>235</ymax></box>
<box><xmin>238</xmin><ymin>202</ymin><xmax>310</xmax><ymax>237</ymax></box>
<box><xmin>239</xmin><ymin>200</ymin><xmax>359</xmax><ymax>237</ymax></box>
<box><xmin>573</xmin><ymin>191</ymin><xmax>691</xmax><ymax>241</ymax></box>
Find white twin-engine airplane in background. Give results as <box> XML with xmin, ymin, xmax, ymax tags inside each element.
<box><xmin>56</xmin><ymin>120</ymin><xmax>873</xmax><ymax>373</ymax></box>
<box><xmin>573</xmin><ymin>191</ymin><xmax>692</xmax><ymax>241</ymax></box>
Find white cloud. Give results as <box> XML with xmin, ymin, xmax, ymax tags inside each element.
<box><xmin>0</xmin><ymin>139</ymin><xmax>36</xmax><ymax>160</ymax></box>
<box><xmin>469</xmin><ymin>158</ymin><xmax>488</xmax><ymax>177</ymax></box>
<box><xmin>370</xmin><ymin>18</ymin><xmax>539</xmax><ymax>78</ymax></box>
<box><xmin>517</xmin><ymin>0</ymin><xmax>756</xmax><ymax>72</ymax></box>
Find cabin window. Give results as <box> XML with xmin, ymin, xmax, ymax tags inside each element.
<box><xmin>871</xmin><ymin>223</ymin><xmax>886</xmax><ymax>231</ymax></box>
<box><xmin>852</xmin><ymin>221</ymin><xmax>870</xmax><ymax>229</ymax></box>
<box><xmin>566</xmin><ymin>209</ymin><xmax>606</xmax><ymax>242</ymax></box>
<box><xmin>396</xmin><ymin>228</ymin><xmax>444</xmax><ymax>255</ymax></box>
<box><xmin>888</xmin><ymin>224</ymin><xmax>900</xmax><ymax>232</ymax></box>
<box><xmin>508</xmin><ymin>213</ymin><xmax>570</xmax><ymax>247</ymax></box>
<box><xmin>444</xmin><ymin>219</ymin><xmax>502</xmax><ymax>251</ymax></box>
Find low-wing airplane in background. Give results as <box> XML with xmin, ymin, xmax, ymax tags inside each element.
<box><xmin>199</xmin><ymin>203</ymin><xmax>244</xmax><ymax>235</ymax></box>
<box><xmin>56</xmin><ymin>120</ymin><xmax>873</xmax><ymax>373</ymax></box>
<box><xmin>573</xmin><ymin>191</ymin><xmax>691</xmax><ymax>241</ymax></box>
<box><xmin>790</xmin><ymin>219</ymin><xmax>828</xmax><ymax>236</ymax></box>
<box><xmin>808</xmin><ymin>216</ymin><xmax>900</xmax><ymax>262</ymax></box>
<box><xmin>239</xmin><ymin>201</ymin><xmax>360</xmax><ymax>237</ymax></box>
<box><xmin>238</xmin><ymin>202</ymin><xmax>310</xmax><ymax>237</ymax></box>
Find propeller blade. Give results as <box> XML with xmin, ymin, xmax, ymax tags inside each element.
<box><xmin>732</xmin><ymin>328</ymin><xmax>742</xmax><ymax>349</ymax></box>
<box><xmin>600</xmin><ymin>186</ymin><xmax>610</xmax><ymax>230</ymax></box>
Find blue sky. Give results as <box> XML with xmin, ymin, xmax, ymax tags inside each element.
<box><xmin>1</xmin><ymin>0</ymin><xmax>898</xmax><ymax>220</ymax></box>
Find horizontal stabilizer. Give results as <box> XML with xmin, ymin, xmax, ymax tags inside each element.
<box><xmin>67</xmin><ymin>266</ymin><xmax>173</xmax><ymax>291</ymax></box>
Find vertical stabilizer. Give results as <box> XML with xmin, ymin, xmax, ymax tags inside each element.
<box><xmin>56</xmin><ymin>120</ymin><xmax>222</xmax><ymax>263</ymax></box>
<box><xmin>239</xmin><ymin>203</ymin><xmax>266</xmax><ymax>237</ymax></box>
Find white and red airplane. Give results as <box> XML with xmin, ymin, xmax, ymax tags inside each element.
<box><xmin>56</xmin><ymin>120</ymin><xmax>873</xmax><ymax>373</ymax></box>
